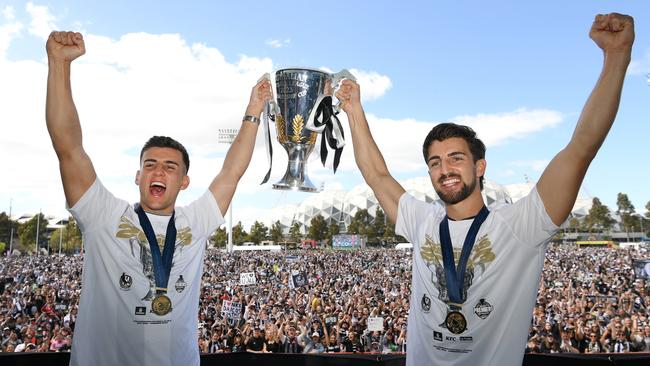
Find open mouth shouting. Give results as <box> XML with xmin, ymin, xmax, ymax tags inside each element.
<box><xmin>150</xmin><ymin>181</ymin><xmax>167</xmax><ymax>197</ymax></box>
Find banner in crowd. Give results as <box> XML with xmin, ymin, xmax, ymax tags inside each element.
<box><xmin>332</xmin><ymin>234</ymin><xmax>365</xmax><ymax>250</ymax></box>
<box><xmin>586</xmin><ymin>295</ymin><xmax>618</xmax><ymax>303</ymax></box>
<box><xmin>240</xmin><ymin>272</ymin><xmax>257</xmax><ymax>286</ymax></box>
<box><xmin>285</xmin><ymin>255</ymin><xmax>300</xmax><ymax>262</ymax></box>
<box><xmin>221</xmin><ymin>300</ymin><xmax>242</xmax><ymax>321</ymax></box>
<box><xmin>632</xmin><ymin>259</ymin><xmax>650</xmax><ymax>279</ymax></box>
<box><xmin>289</xmin><ymin>270</ymin><xmax>308</xmax><ymax>289</ymax></box>
<box><xmin>367</xmin><ymin>316</ymin><xmax>384</xmax><ymax>332</ymax></box>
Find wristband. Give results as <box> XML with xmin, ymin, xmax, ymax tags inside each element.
<box><xmin>243</xmin><ymin>115</ymin><xmax>260</xmax><ymax>124</ymax></box>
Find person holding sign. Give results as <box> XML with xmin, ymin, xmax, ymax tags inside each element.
<box><xmin>336</xmin><ymin>13</ymin><xmax>634</xmax><ymax>366</ymax></box>
<box><xmin>45</xmin><ymin>31</ymin><xmax>270</xmax><ymax>366</ymax></box>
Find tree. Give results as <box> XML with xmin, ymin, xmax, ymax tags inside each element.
<box><xmin>616</xmin><ymin>193</ymin><xmax>637</xmax><ymax>237</ymax></box>
<box><xmin>232</xmin><ymin>222</ymin><xmax>248</xmax><ymax>245</ymax></box>
<box><xmin>210</xmin><ymin>227</ymin><xmax>228</xmax><ymax>248</ymax></box>
<box><xmin>567</xmin><ymin>217</ymin><xmax>583</xmax><ymax>233</ymax></box>
<box><xmin>372</xmin><ymin>208</ymin><xmax>387</xmax><ymax>244</ymax></box>
<box><xmin>49</xmin><ymin>229</ymin><xmax>63</xmax><ymax>253</ymax></box>
<box><xmin>308</xmin><ymin>215</ymin><xmax>328</xmax><ymax>242</ymax></box>
<box><xmin>289</xmin><ymin>222</ymin><xmax>302</xmax><ymax>243</ymax></box>
<box><xmin>18</xmin><ymin>213</ymin><xmax>48</xmax><ymax>253</ymax></box>
<box><xmin>48</xmin><ymin>217</ymin><xmax>83</xmax><ymax>254</ymax></box>
<box><xmin>347</xmin><ymin>209</ymin><xmax>372</xmax><ymax>235</ymax></box>
<box><xmin>0</xmin><ymin>212</ymin><xmax>17</xmax><ymax>248</ymax></box>
<box><xmin>583</xmin><ymin>198</ymin><xmax>615</xmax><ymax>233</ymax></box>
<box><xmin>383</xmin><ymin>218</ymin><xmax>397</xmax><ymax>243</ymax></box>
<box><xmin>270</xmin><ymin>220</ymin><xmax>283</xmax><ymax>243</ymax></box>
<box><xmin>326</xmin><ymin>223</ymin><xmax>340</xmax><ymax>245</ymax></box>
<box><xmin>64</xmin><ymin>217</ymin><xmax>83</xmax><ymax>252</ymax></box>
<box><xmin>247</xmin><ymin>221</ymin><xmax>269</xmax><ymax>244</ymax></box>
<box><xmin>0</xmin><ymin>242</ymin><xmax>5</xmax><ymax>253</ymax></box>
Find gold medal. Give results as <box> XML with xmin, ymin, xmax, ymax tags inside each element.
<box><xmin>151</xmin><ymin>294</ymin><xmax>172</xmax><ymax>316</ymax></box>
<box><xmin>445</xmin><ymin>311</ymin><xmax>467</xmax><ymax>334</ymax></box>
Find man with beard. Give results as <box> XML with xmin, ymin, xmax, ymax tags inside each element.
<box><xmin>336</xmin><ymin>13</ymin><xmax>634</xmax><ymax>366</ymax></box>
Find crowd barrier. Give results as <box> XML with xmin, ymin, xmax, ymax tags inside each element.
<box><xmin>1</xmin><ymin>351</ymin><xmax>650</xmax><ymax>365</ymax></box>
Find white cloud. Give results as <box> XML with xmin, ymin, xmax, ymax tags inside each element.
<box><xmin>349</xmin><ymin>68</ymin><xmax>392</xmax><ymax>101</ymax></box>
<box><xmin>0</xmin><ymin>6</ymin><xmax>23</xmax><ymax>58</ymax></box>
<box><xmin>629</xmin><ymin>49</ymin><xmax>650</xmax><ymax>76</ymax></box>
<box><xmin>450</xmin><ymin>108</ymin><xmax>563</xmax><ymax>147</ymax></box>
<box><xmin>265</xmin><ymin>38</ymin><xmax>290</xmax><ymax>48</ymax></box>
<box><xmin>26</xmin><ymin>2</ymin><xmax>57</xmax><ymax>39</ymax></box>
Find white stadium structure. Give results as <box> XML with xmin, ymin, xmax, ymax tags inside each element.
<box><xmin>262</xmin><ymin>177</ymin><xmax>594</xmax><ymax>233</ymax></box>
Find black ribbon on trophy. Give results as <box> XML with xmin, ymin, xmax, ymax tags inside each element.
<box><xmin>135</xmin><ymin>204</ymin><xmax>176</xmax><ymax>316</ymax></box>
<box><xmin>309</xmin><ymin>96</ymin><xmax>345</xmax><ymax>173</ymax></box>
<box><xmin>439</xmin><ymin>206</ymin><xmax>490</xmax><ymax>334</ymax></box>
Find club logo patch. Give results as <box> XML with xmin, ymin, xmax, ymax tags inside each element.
<box><xmin>421</xmin><ymin>294</ymin><xmax>431</xmax><ymax>313</ymax></box>
<box><xmin>474</xmin><ymin>298</ymin><xmax>493</xmax><ymax>319</ymax></box>
<box><xmin>119</xmin><ymin>273</ymin><xmax>132</xmax><ymax>290</ymax></box>
<box><xmin>175</xmin><ymin>275</ymin><xmax>186</xmax><ymax>293</ymax></box>
<box><xmin>135</xmin><ymin>306</ymin><xmax>146</xmax><ymax>315</ymax></box>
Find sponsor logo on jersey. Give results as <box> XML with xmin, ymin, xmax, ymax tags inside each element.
<box><xmin>135</xmin><ymin>306</ymin><xmax>146</xmax><ymax>315</ymax></box>
<box><xmin>433</xmin><ymin>331</ymin><xmax>443</xmax><ymax>341</ymax></box>
<box><xmin>474</xmin><ymin>298</ymin><xmax>493</xmax><ymax>319</ymax></box>
<box><xmin>119</xmin><ymin>272</ymin><xmax>132</xmax><ymax>290</ymax></box>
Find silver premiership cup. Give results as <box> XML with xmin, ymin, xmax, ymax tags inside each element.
<box><xmin>261</xmin><ymin>68</ymin><xmax>354</xmax><ymax>192</ymax></box>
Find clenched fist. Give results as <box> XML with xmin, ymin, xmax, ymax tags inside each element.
<box><xmin>46</xmin><ymin>31</ymin><xmax>85</xmax><ymax>63</ymax></box>
<box><xmin>590</xmin><ymin>13</ymin><xmax>634</xmax><ymax>54</ymax></box>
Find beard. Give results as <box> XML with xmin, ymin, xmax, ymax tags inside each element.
<box><xmin>434</xmin><ymin>174</ymin><xmax>478</xmax><ymax>205</ymax></box>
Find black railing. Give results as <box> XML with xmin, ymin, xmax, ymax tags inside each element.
<box><xmin>1</xmin><ymin>352</ymin><xmax>650</xmax><ymax>366</ymax></box>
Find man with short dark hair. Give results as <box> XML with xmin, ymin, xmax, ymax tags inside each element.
<box><xmin>46</xmin><ymin>31</ymin><xmax>270</xmax><ymax>366</ymax></box>
<box><xmin>337</xmin><ymin>13</ymin><xmax>634</xmax><ymax>366</ymax></box>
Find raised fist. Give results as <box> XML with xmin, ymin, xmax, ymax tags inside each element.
<box><xmin>46</xmin><ymin>31</ymin><xmax>86</xmax><ymax>63</ymax></box>
<box><xmin>589</xmin><ymin>13</ymin><xmax>634</xmax><ymax>54</ymax></box>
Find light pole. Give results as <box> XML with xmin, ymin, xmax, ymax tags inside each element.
<box><xmin>35</xmin><ymin>209</ymin><xmax>41</xmax><ymax>256</ymax></box>
<box><xmin>8</xmin><ymin>198</ymin><xmax>13</xmax><ymax>255</ymax></box>
<box><xmin>218</xmin><ymin>128</ymin><xmax>239</xmax><ymax>253</ymax></box>
<box><xmin>59</xmin><ymin>226</ymin><xmax>64</xmax><ymax>255</ymax></box>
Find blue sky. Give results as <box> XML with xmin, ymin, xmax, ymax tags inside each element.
<box><xmin>1</xmin><ymin>1</ymin><xmax>648</xmax><ymax>228</ymax></box>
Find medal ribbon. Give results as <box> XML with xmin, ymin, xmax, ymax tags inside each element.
<box><xmin>439</xmin><ymin>206</ymin><xmax>489</xmax><ymax>305</ymax></box>
<box><xmin>135</xmin><ymin>204</ymin><xmax>177</xmax><ymax>293</ymax></box>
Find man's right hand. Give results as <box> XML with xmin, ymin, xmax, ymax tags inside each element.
<box><xmin>46</xmin><ymin>31</ymin><xmax>85</xmax><ymax>63</ymax></box>
<box><xmin>335</xmin><ymin>79</ymin><xmax>362</xmax><ymax>114</ymax></box>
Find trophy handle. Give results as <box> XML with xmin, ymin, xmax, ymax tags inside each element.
<box><xmin>330</xmin><ymin>69</ymin><xmax>356</xmax><ymax>113</ymax></box>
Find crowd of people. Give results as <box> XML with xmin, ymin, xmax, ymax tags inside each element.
<box><xmin>0</xmin><ymin>243</ymin><xmax>648</xmax><ymax>355</ymax></box>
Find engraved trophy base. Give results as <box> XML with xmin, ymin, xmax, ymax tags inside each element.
<box><xmin>272</xmin><ymin>178</ymin><xmax>318</xmax><ymax>192</ymax></box>
<box><xmin>272</xmin><ymin>142</ymin><xmax>319</xmax><ymax>192</ymax></box>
